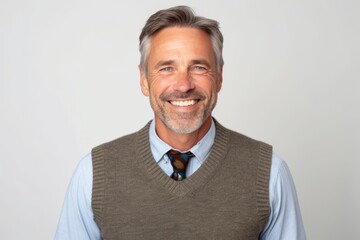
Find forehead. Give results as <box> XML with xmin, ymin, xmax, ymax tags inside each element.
<box><xmin>148</xmin><ymin>27</ymin><xmax>214</xmax><ymax>62</ymax></box>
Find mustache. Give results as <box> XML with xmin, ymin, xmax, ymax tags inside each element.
<box><xmin>159</xmin><ymin>90</ymin><xmax>205</xmax><ymax>101</ymax></box>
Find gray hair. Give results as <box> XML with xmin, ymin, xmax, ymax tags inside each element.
<box><xmin>139</xmin><ymin>6</ymin><xmax>224</xmax><ymax>75</ymax></box>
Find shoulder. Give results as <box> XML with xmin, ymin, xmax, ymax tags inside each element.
<box><xmin>215</xmin><ymin>119</ymin><xmax>272</xmax><ymax>147</ymax></box>
<box><xmin>270</xmin><ymin>152</ymin><xmax>286</xmax><ymax>178</ymax></box>
<box><xmin>92</xmin><ymin>122</ymin><xmax>151</xmax><ymax>157</ymax></box>
<box><xmin>69</xmin><ymin>153</ymin><xmax>93</xmax><ymax>190</ymax></box>
<box><xmin>269</xmin><ymin>152</ymin><xmax>295</xmax><ymax>189</ymax></box>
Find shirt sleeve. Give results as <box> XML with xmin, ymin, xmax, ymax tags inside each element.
<box><xmin>260</xmin><ymin>152</ymin><xmax>307</xmax><ymax>240</ymax></box>
<box><xmin>55</xmin><ymin>153</ymin><xmax>101</xmax><ymax>240</ymax></box>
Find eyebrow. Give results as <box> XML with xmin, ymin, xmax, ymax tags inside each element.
<box><xmin>190</xmin><ymin>59</ymin><xmax>211</xmax><ymax>69</ymax></box>
<box><xmin>154</xmin><ymin>59</ymin><xmax>212</xmax><ymax>69</ymax></box>
<box><xmin>154</xmin><ymin>60</ymin><xmax>175</xmax><ymax>69</ymax></box>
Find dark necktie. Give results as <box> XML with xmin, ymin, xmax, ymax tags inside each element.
<box><xmin>166</xmin><ymin>150</ymin><xmax>194</xmax><ymax>181</ymax></box>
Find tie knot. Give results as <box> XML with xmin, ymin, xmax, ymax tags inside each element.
<box><xmin>166</xmin><ymin>150</ymin><xmax>194</xmax><ymax>181</ymax></box>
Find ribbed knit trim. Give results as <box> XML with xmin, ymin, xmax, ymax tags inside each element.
<box><xmin>136</xmin><ymin>119</ymin><xmax>230</xmax><ymax>197</ymax></box>
<box><xmin>256</xmin><ymin>142</ymin><xmax>272</xmax><ymax>230</ymax></box>
<box><xmin>91</xmin><ymin>145</ymin><xmax>105</xmax><ymax>226</ymax></box>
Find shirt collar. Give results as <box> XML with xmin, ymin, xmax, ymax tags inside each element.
<box><xmin>149</xmin><ymin>119</ymin><xmax>216</xmax><ymax>164</ymax></box>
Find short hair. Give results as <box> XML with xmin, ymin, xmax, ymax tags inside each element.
<box><xmin>139</xmin><ymin>6</ymin><xmax>224</xmax><ymax>75</ymax></box>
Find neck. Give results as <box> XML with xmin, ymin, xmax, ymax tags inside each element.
<box><xmin>155</xmin><ymin>117</ymin><xmax>212</xmax><ymax>151</ymax></box>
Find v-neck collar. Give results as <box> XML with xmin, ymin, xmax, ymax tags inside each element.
<box><xmin>149</xmin><ymin>119</ymin><xmax>216</xmax><ymax>165</ymax></box>
<box><xmin>135</xmin><ymin>119</ymin><xmax>230</xmax><ymax>197</ymax></box>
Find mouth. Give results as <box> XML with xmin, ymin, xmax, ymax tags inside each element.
<box><xmin>169</xmin><ymin>99</ymin><xmax>199</xmax><ymax>107</ymax></box>
<box><xmin>161</xmin><ymin>90</ymin><xmax>204</xmax><ymax>108</ymax></box>
<box><xmin>170</xmin><ymin>99</ymin><xmax>199</xmax><ymax>107</ymax></box>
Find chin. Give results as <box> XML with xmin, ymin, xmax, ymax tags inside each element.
<box><xmin>164</xmin><ymin>117</ymin><xmax>206</xmax><ymax>134</ymax></box>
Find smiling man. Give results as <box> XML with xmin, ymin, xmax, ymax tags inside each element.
<box><xmin>140</xmin><ymin>26</ymin><xmax>222</xmax><ymax>150</ymax></box>
<box><xmin>55</xmin><ymin>6</ymin><xmax>306</xmax><ymax>240</ymax></box>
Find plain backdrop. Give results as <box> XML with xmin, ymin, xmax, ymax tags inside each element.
<box><xmin>1</xmin><ymin>0</ymin><xmax>359</xmax><ymax>239</ymax></box>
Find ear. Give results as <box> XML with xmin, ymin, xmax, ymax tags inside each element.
<box><xmin>139</xmin><ymin>65</ymin><xmax>149</xmax><ymax>96</ymax></box>
<box><xmin>216</xmin><ymin>65</ymin><xmax>223</xmax><ymax>92</ymax></box>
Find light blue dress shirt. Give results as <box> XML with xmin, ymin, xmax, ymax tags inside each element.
<box><xmin>55</xmin><ymin>120</ymin><xmax>306</xmax><ymax>239</ymax></box>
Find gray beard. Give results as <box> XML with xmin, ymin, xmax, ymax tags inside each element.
<box><xmin>160</xmin><ymin>114</ymin><xmax>206</xmax><ymax>134</ymax></box>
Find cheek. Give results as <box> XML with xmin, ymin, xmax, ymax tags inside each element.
<box><xmin>149</xmin><ymin>78</ymin><xmax>172</xmax><ymax>95</ymax></box>
<box><xmin>197</xmin><ymin>78</ymin><xmax>218</xmax><ymax>94</ymax></box>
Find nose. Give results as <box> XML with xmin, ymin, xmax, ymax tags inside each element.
<box><xmin>173</xmin><ymin>70</ymin><xmax>194</xmax><ymax>92</ymax></box>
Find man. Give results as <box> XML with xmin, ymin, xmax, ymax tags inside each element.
<box><xmin>55</xmin><ymin>6</ymin><xmax>306</xmax><ymax>239</ymax></box>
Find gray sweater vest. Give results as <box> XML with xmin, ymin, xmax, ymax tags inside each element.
<box><xmin>92</xmin><ymin>120</ymin><xmax>272</xmax><ymax>240</ymax></box>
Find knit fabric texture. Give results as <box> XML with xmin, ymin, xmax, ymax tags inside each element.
<box><xmin>92</xmin><ymin>120</ymin><xmax>272</xmax><ymax>240</ymax></box>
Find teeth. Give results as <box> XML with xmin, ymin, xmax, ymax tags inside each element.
<box><xmin>170</xmin><ymin>100</ymin><xmax>197</xmax><ymax>107</ymax></box>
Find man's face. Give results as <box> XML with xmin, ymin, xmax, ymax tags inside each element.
<box><xmin>140</xmin><ymin>27</ymin><xmax>222</xmax><ymax>135</ymax></box>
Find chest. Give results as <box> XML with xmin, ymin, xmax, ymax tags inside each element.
<box><xmin>99</xmin><ymin>163</ymin><xmax>262</xmax><ymax>239</ymax></box>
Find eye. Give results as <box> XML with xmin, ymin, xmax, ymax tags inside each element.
<box><xmin>192</xmin><ymin>65</ymin><xmax>207</xmax><ymax>73</ymax></box>
<box><xmin>160</xmin><ymin>67</ymin><xmax>173</xmax><ymax>72</ymax></box>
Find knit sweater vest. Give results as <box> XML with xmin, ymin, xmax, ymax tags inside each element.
<box><xmin>92</xmin><ymin>120</ymin><xmax>272</xmax><ymax>240</ymax></box>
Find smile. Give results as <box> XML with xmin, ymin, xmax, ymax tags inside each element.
<box><xmin>169</xmin><ymin>99</ymin><xmax>198</xmax><ymax>107</ymax></box>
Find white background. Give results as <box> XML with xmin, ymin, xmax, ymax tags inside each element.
<box><xmin>1</xmin><ymin>0</ymin><xmax>359</xmax><ymax>239</ymax></box>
